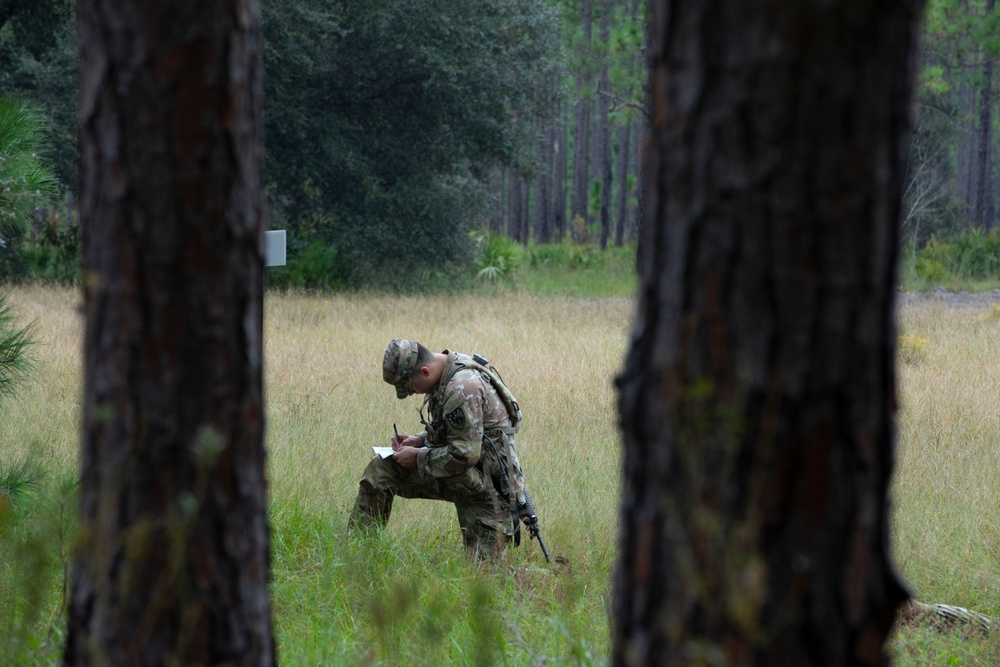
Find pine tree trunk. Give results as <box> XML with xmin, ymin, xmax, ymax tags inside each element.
<box><xmin>991</xmin><ymin>129</ymin><xmax>998</xmax><ymax>229</ymax></box>
<box><xmin>597</xmin><ymin>0</ymin><xmax>613</xmax><ymax>251</ymax></box>
<box><xmin>615</xmin><ymin>120</ymin><xmax>632</xmax><ymax>247</ymax></box>
<box><xmin>508</xmin><ymin>174</ymin><xmax>523</xmax><ymax>242</ymax></box>
<box><xmin>571</xmin><ymin>0</ymin><xmax>593</xmax><ymax>243</ymax></box>
<box><xmin>632</xmin><ymin>0</ymin><xmax>650</xmax><ymax>266</ymax></box>
<box><xmin>973</xmin><ymin>0</ymin><xmax>995</xmax><ymax>230</ymax></box>
<box><xmin>555</xmin><ymin>100</ymin><xmax>569</xmax><ymax>241</ymax></box>
<box><xmin>614</xmin><ymin>1</ymin><xmax>922</xmax><ymax>664</ymax></box>
<box><xmin>521</xmin><ymin>176</ymin><xmax>532</xmax><ymax>244</ymax></box>
<box><xmin>66</xmin><ymin>1</ymin><xmax>274</xmax><ymax>665</ymax></box>
<box><xmin>959</xmin><ymin>79</ymin><xmax>977</xmax><ymax>222</ymax></box>
<box><xmin>537</xmin><ymin>114</ymin><xmax>553</xmax><ymax>243</ymax></box>
<box><xmin>490</xmin><ymin>167</ymin><xmax>505</xmax><ymax>236</ymax></box>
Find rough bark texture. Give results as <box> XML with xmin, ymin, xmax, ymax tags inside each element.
<box><xmin>597</xmin><ymin>0</ymin><xmax>613</xmax><ymax>251</ymax></box>
<box><xmin>973</xmin><ymin>0</ymin><xmax>995</xmax><ymax>231</ymax></box>
<box><xmin>571</xmin><ymin>0</ymin><xmax>593</xmax><ymax>242</ymax></box>
<box><xmin>614</xmin><ymin>1</ymin><xmax>923</xmax><ymax>665</ymax></box>
<box><xmin>555</xmin><ymin>103</ymin><xmax>568</xmax><ymax>241</ymax></box>
<box><xmin>65</xmin><ymin>1</ymin><xmax>274</xmax><ymax>665</ymax></box>
<box><xmin>958</xmin><ymin>79</ymin><xmax>976</xmax><ymax>218</ymax></box>
<box><xmin>615</xmin><ymin>121</ymin><xmax>632</xmax><ymax>247</ymax></box>
<box><xmin>490</xmin><ymin>168</ymin><xmax>505</xmax><ymax>236</ymax></box>
<box><xmin>536</xmin><ymin>114</ymin><xmax>553</xmax><ymax>243</ymax></box>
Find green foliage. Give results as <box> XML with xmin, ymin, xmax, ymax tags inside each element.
<box><xmin>266</xmin><ymin>497</ymin><xmax>605</xmax><ymax>666</ymax></box>
<box><xmin>0</xmin><ymin>461</ymin><xmax>73</xmax><ymax>665</ymax></box>
<box><xmin>0</xmin><ymin>458</ymin><xmax>45</xmax><ymax>509</ymax></box>
<box><xmin>474</xmin><ymin>233</ymin><xmax>524</xmax><ymax>284</ymax></box>
<box><xmin>912</xmin><ymin>255</ymin><xmax>950</xmax><ymax>285</ymax></box>
<box><xmin>262</xmin><ymin>0</ymin><xmax>562</xmax><ymax>286</ymax></box>
<box><xmin>890</xmin><ymin>620</ymin><xmax>1000</xmax><ymax>666</ymax></box>
<box><xmin>520</xmin><ymin>241</ymin><xmax>636</xmax><ymax>298</ymax></box>
<box><xmin>22</xmin><ymin>219</ymin><xmax>79</xmax><ymax>284</ymax></box>
<box><xmin>0</xmin><ymin>1</ymin><xmax>78</xmax><ymax>188</ymax></box>
<box><xmin>917</xmin><ymin>230</ymin><xmax>1000</xmax><ymax>280</ymax></box>
<box><xmin>0</xmin><ymin>96</ymin><xmax>58</xmax><ymax>232</ymax></box>
<box><xmin>267</xmin><ymin>240</ymin><xmax>344</xmax><ymax>291</ymax></box>
<box><xmin>0</xmin><ymin>293</ymin><xmax>35</xmax><ymax>398</ymax></box>
<box><xmin>0</xmin><ymin>218</ymin><xmax>81</xmax><ymax>285</ymax></box>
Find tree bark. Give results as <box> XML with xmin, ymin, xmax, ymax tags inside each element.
<box><xmin>614</xmin><ymin>1</ymin><xmax>922</xmax><ymax>664</ymax></box>
<box><xmin>66</xmin><ymin>1</ymin><xmax>274</xmax><ymax>665</ymax></box>
<box><xmin>536</xmin><ymin>114</ymin><xmax>553</xmax><ymax>243</ymax></box>
<box><xmin>508</xmin><ymin>173</ymin><xmax>524</xmax><ymax>242</ymax></box>
<box><xmin>555</xmin><ymin>99</ymin><xmax>569</xmax><ymax>241</ymax></box>
<box><xmin>973</xmin><ymin>0</ymin><xmax>995</xmax><ymax>231</ymax></box>
<box><xmin>597</xmin><ymin>0</ymin><xmax>613</xmax><ymax>250</ymax></box>
<box><xmin>571</xmin><ymin>0</ymin><xmax>593</xmax><ymax>243</ymax></box>
<box><xmin>615</xmin><ymin>120</ymin><xmax>633</xmax><ymax>247</ymax></box>
<box><xmin>958</xmin><ymin>77</ymin><xmax>977</xmax><ymax>221</ymax></box>
<box><xmin>490</xmin><ymin>167</ymin><xmax>505</xmax><ymax>236</ymax></box>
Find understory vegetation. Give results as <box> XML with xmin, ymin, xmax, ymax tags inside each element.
<box><xmin>3</xmin><ymin>286</ymin><xmax>1000</xmax><ymax>664</ymax></box>
<box><xmin>903</xmin><ymin>230</ymin><xmax>1000</xmax><ymax>292</ymax></box>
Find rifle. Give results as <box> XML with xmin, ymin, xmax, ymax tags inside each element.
<box><xmin>516</xmin><ymin>490</ymin><xmax>552</xmax><ymax>564</ymax></box>
<box><xmin>482</xmin><ymin>434</ymin><xmax>552</xmax><ymax>564</ymax></box>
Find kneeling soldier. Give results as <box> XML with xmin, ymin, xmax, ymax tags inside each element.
<box><xmin>349</xmin><ymin>339</ymin><xmax>528</xmax><ymax>561</ymax></box>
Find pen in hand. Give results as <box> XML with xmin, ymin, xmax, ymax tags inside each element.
<box><xmin>393</xmin><ymin>423</ymin><xmax>400</xmax><ymax>450</ymax></box>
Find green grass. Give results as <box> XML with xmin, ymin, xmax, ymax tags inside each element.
<box><xmin>0</xmin><ymin>286</ymin><xmax>626</xmax><ymax>665</ymax></box>
<box><xmin>889</xmin><ymin>619</ymin><xmax>1000</xmax><ymax>665</ymax></box>
<box><xmin>3</xmin><ymin>282</ymin><xmax>1000</xmax><ymax>664</ymax></box>
<box><xmin>478</xmin><ymin>242</ymin><xmax>637</xmax><ymax>299</ymax></box>
<box><xmin>269</xmin><ymin>501</ymin><xmax>605</xmax><ymax>665</ymax></box>
<box><xmin>0</xmin><ymin>462</ymin><xmax>73</xmax><ymax>665</ymax></box>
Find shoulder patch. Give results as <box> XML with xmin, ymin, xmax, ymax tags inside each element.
<box><xmin>446</xmin><ymin>406</ymin><xmax>465</xmax><ymax>430</ymax></box>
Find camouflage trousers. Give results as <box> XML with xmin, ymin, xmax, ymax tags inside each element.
<box><xmin>349</xmin><ymin>455</ymin><xmax>512</xmax><ymax>560</ymax></box>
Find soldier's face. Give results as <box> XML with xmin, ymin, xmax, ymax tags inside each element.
<box><xmin>408</xmin><ymin>367</ymin><xmax>435</xmax><ymax>395</ymax></box>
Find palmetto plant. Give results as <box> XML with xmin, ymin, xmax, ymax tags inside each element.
<box><xmin>474</xmin><ymin>233</ymin><xmax>524</xmax><ymax>283</ymax></box>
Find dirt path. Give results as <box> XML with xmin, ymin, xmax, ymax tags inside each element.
<box><xmin>898</xmin><ymin>288</ymin><xmax>1000</xmax><ymax>310</ymax></box>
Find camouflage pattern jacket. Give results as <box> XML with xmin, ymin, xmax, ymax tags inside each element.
<box><xmin>415</xmin><ymin>351</ymin><xmax>525</xmax><ymax>501</ymax></box>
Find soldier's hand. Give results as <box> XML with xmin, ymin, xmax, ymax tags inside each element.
<box><xmin>391</xmin><ymin>434</ymin><xmax>422</xmax><ymax>451</ymax></box>
<box><xmin>392</xmin><ymin>445</ymin><xmax>421</xmax><ymax>468</ymax></box>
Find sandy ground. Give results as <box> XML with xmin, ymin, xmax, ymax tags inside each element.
<box><xmin>898</xmin><ymin>288</ymin><xmax>1000</xmax><ymax>310</ymax></box>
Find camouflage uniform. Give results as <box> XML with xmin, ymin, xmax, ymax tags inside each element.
<box><xmin>350</xmin><ymin>340</ymin><xmax>527</xmax><ymax>560</ymax></box>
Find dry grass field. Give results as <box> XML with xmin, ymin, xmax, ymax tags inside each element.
<box><xmin>3</xmin><ymin>283</ymin><xmax>1000</xmax><ymax>663</ymax></box>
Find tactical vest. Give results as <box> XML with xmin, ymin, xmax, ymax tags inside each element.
<box><xmin>460</xmin><ymin>353</ymin><xmax>522</xmax><ymax>432</ymax></box>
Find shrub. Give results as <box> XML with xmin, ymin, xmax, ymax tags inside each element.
<box><xmin>916</xmin><ymin>230</ymin><xmax>1000</xmax><ymax>281</ymax></box>
<box><xmin>914</xmin><ymin>255</ymin><xmax>949</xmax><ymax>285</ymax></box>
<box><xmin>267</xmin><ymin>240</ymin><xmax>345</xmax><ymax>291</ymax></box>
<box><xmin>23</xmin><ymin>217</ymin><xmax>80</xmax><ymax>285</ymax></box>
<box><xmin>950</xmin><ymin>230</ymin><xmax>1000</xmax><ymax>278</ymax></box>
<box><xmin>527</xmin><ymin>242</ymin><xmax>572</xmax><ymax>266</ymax></box>
<box><xmin>474</xmin><ymin>234</ymin><xmax>523</xmax><ymax>284</ymax></box>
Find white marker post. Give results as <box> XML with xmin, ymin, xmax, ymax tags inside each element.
<box><xmin>265</xmin><ymin>230</ymin><xmax>286</xmax><ymax>268</ymax></box>
<box><xmin>263</xmin><ymin>229</ymin><xmax>286</xmax><ymax>339</ymax></box>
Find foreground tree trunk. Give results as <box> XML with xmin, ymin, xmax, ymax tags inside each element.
<box><xmin>614</xmin><ymin>1</ymin><xmax>924</xmax><ymax>665</ymax></box>
<box><xmin>65</xmin><ymin>1</ymin><xmax>274</xmax><ymax>665</ymax></box>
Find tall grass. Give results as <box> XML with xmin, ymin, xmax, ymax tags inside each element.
<box><xmin>263</xmin><ymin>292</ymin><xmax>629</xmax><ymax>663</ymax></box>
<box><xmin>887</xmin><ymin>301</ymin><xmax>1000</xmax><ymax>664</ymax></box>
<box><xmin>3</xmin><ymin>284</ymin><xmax>1000</xmax><ymax>664</ymax></box>
<box><xmin>2</xmin><ymin>285</ymin><xmax>630</xmax><ymax>664</ymax></box>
